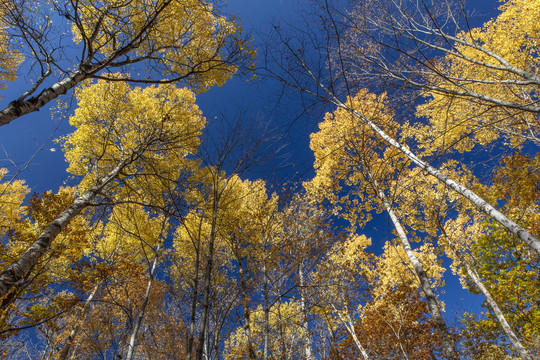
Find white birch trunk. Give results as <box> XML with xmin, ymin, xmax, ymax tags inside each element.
<box><xmin>55</xmin><ymin>282</ymin><xmax>101</xmax><ymax>360</ymax></box>
<box><xmin>333</xmin><ymin>305</ymin><xmax>370</xmax><ymax>360</ymax></box>
<box><xmin>298</xmin><ymin>263</ymin><xmax>314</xmax><ymax>360</ymax></box>
<box><xmin>307</xmin><ymin>77</ymin><xmax>540</xmax><ymax>255</ymax></box>
<box><xmin>0</xmin><ymin>157</ymin><xmax>132</xmax><ymax>298</ymax></box>
<box><xmin>125</xmin><ymin>242</ymin><xmax>160</xmax><ymax>360</ymax></box>
<box><xmin>372</xmin><ymin>180</ymin><xmax>459</xmax><ymax>360</ymax></box>
<box><xmin>441</xmin><ymin>232</ymin><xmax>533</xmax><ymax>360</ymax></box>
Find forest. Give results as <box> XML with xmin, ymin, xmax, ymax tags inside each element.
<box><xmin>0</xmin><ymin>0</ymin><xmax>538</xmax><ymax>359</ymax></box>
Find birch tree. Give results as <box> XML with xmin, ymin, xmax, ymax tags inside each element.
<box><xmin>0</xmin><ymin>78</ymin><xmax>205</xmax><ymax>299</ymax></box>
<box><xmin>0</xmin><ymin>0</ymin><xmax>252</xmax><ymax>127</ymax></box>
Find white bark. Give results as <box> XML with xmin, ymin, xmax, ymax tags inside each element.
<box><xmin>301</xmin><ymin>64</ymin><xmax>540</xmax><ymax>256</ymax></box>
<box><xmin>331</xmin><ymin>92</ymin><xmax>540</xmax><ymax>256</ymax></box>
<box><xmin>125</xmin><ymin>242</ymin><xmax>160</xmax><ymax>360</ymax></box>
<box><xmin>333</xmin><ymin>305</ymin><xmax>370</xmax><ymax>360</ymax></box>
<box><xmin>0</xmin><ymin>157</ymin><xmax>132</xmax><ymax>298</ymax></box>
<box><xmin>55</xmin><ymin>282</ymin><xmax>101</xmax><ymax>360</ymax></box>
<box><xmin>442</xmin><ymin>232</ymin><xmax>533</xmax><ymax>360</ymax></box>
<box><xmin>372</xmin><ymin>180</ymin><xmax>459</xmax><ymax>360</ymax></box>
<box><xmin>298</xmin><ymin>264</ymin><xmax>314</xmax><ymax>360</ymax></box>
<box><xmin>0</xmin><ymin>65</ymin><xmax>96</xmax><ymax>127</ymax></box>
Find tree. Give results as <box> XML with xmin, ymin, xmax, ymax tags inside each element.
<box><xmin>0</xmin><ymin>78</ymin><xmax>205</xmax><ymax>298</ymax></box>
<box><xmin>305</xmin><ymin>89</ymin><xmax>458</xmax><ymax>359</ymax></box>
<box><xmin>0</xmin><ymin>0</ymin><xmax>252</xmax><ymax>127</ymax></box>
<box><xmin>343</xmin><ymin>0</ymin><xmax>540</xmax><ymax>150</ymax></box>
<box><xmin>0</xmin><ymin>6</ymin><xmax>23</xmax><ymax>94</ymax></box>
<box><xmin>270</xmin><ymin>0</ymin><xmax>540</xmax><ymax>256</ymax></box>
<box><xmin>442</xmin><ymin>152</ymin><xmax>540</xmax><ymax>359</ymax></box>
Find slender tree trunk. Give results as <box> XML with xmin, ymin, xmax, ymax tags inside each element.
<box><xmin>262</xmin><ymin>231</ymin><xmax>270</xmax><ymax>360</ymax></box>
<box><xmin>332</xmin><ymin>305</ymin><xmax>370</xmax><ymax>360</ymax></box>
<box><xmin>314</xmin><ymin>84</ymin><xmax>540</xmax><ymax>255</ymax></box>
<box><xmin>0</xmin><ymin>157</ymin><xmax>133</xmax><ymax>298</ymax></box>
<box><xmin>55</xmin><ymin>282</ymin><xmax>101</xmax><ymax>360</ymax></box>
<box><xmin>195</xmin><ymin>193</ymin><xmax>219</xmax><ymax>360</ymax></box>
<box><xmin>187</xmin><ymin>215</ymin><xmax>205</xmax><ymax>360</ymax></box>
<box><xmin>125</xmin><ymin>242</ymin><xmax>161</xmax><ymax>360</ymax></box>
<box><xmin>235</xmin><ymin>242</ymin><xmax>257</xmax><ymax>359</ymax></box>
<box><xmin>298</xmin><ymin>263</ymin><xmax>314</xmax><ymax>360</ymax></box>
<box><xmin>440</xmin><ymin>230</ymin><xmax>533</xmax><ymax>360</ymax></box>
<box><xmin>372</xmin><ymin>180</ymin><xmax>459</xmax><ymax>360</ymax></box>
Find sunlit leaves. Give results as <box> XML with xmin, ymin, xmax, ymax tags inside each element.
<box><xmin>71</xmin><ymin>0</ymin><xmax>251</xmax><ymax>91</ymax></box>
<box><xmin>415</xmin><ymin>0</ymin><xmax>540</xmax><ymax>153</ymax></box>
<box><xmin>61</xmin><ymin>77</ymin><xmax>205</xmax><ymax>201</ymax></box>
<box><xmin>0</xmin><ymin>4</ymin><xmax>23</xmax><ymax>93</ymax></box>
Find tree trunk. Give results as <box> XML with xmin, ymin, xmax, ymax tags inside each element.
<box><xmin>298</xmin><ymin>263</ymin><xmax>314</xmax><ymax>360</ymax></box>
<box><xmin>187</xmin><ymin>215</ymin><xmax>205</xmax><ymax>360</ymax></box>
<box><xmin>333</xmin><ymin>305</ymin><xmax>370</xmax><ymax>360</ymax></box>
<box><xmin>372</xmin><ymin>180</ymin><xmax>459</xmax><ymax>360</ymax></box>
<box><xmin>440</xmin><ymin>230</ymin><xmax>533</xmax><ymax>360</ymax></box>
<box><xmin>312</xmin><ymin>84</ymin><xmax>540</xmax><ymax>256</ymax></box>
<box><xmin>0</xmin><ymin>157</ymin><xmax>133</xmax><ymax>298</ymax></box>
<box><xmin>55</xmin><ymin>282</ymin><xmax>101</xmax><ymax>360</ymax></box>
<box><xmin>262</xmin><ymin>231</ymin><xmax>270</xmax><ymax>360</ymax></box>
<box><xmin>235</xmin><ymin>241</ymin><xmax>257</xmax><ymax>359</ymax></box>
<box><xmin>195</xmin><ymin>193</ymin><xmax>219</xmax><ymax>360</ymax></box>
<box><xmin>125</xmin><ymin>242</ymin><xmax>161</xmax><ymax>360</ymax></box>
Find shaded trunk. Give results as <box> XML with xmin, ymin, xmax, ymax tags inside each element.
<box><xmin>262</xmin><ymin>231</ymin><xmax>270</xmax><ymax>360</ymax></box>
<box><xmin>195</xmin><ymin>194</ymin><xmax>219</xmax><ymax>360</ymax></box>
<box><xmin>187</xmin><ymin>215</ymin><xmax>205</xmax><ymax>360</ymax></box>
<box><xmin>235</xmin><ymin>244</ymin><xmax>257</xmax><ymax>359</ymax></box>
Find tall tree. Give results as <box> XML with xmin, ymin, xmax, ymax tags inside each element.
<box><xmin>0</xmin><ymin>78</ymin><xmax>205</xmax><ymax>298</ymax></box>
<box><xmin>306</xmin><ymin>89</ymin><xmax>458</xmax><ymax>359</ymax></box>
<box><xmin>0</xmin><ymin>0</ymin><xmax>252</xmax><ymax>127</ymax></box>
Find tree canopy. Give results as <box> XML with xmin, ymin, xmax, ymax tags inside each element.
<box><xmin>0</xmin><ymin>0</ymin><xmax>539</xmax><ymax>359</ymax></box>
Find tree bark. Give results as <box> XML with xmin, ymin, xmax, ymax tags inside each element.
<box><xmin>333</xmin><ymin>305</ymin><xmax>370</xmax><ymax>360</ymax></box>
<box><xmin>0</xmin><ymin>157</ymin><xmax>132</xmax><ymax>298</ymax></box>
<box><xmin>298</xmin><ymin>262</ymin><xmax>314</xmax><ymax>360</ymax></box>
<box><xmin>262</xmin><ymin>231</ymin><xmax>270</xmax><ymax>360</ymax></box>
<box><xmin>440</xmin><ymin>230</ymin><xmax>533</xmax><ymax>360</ymax></box>
<box><xmin>187</xmin><ymin>215</ymin><xmax>205</xmax><ymax>360</ymax></box>
<box><xmin>125</xmin><ymin>242</ymin><xmax>161</xmax><ymax>360</ymax></box>
<box><xmin>234</xmin><ymin>238</ymin><xmax>257</xmax><ymax>359</ymax></box>
<box><xmin>372</xmin><ymin>180</ymin><xmax>459</xmax><ymax>360</ymax></box>
<box><xmin>305</xmin><ymin>77</ymin><xmax>540</xmax><ymax>256</ymax></box>
<box><xmin>195</xmin><ymin>192</ymin><xmax>219</xmax><ymax>360</ymax></box>
<box><xmin>55</xmin><ymin>282</ymin><xmax>101</xmax><ymax>360</ymax></box>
